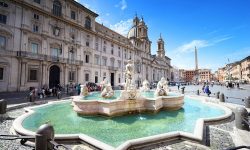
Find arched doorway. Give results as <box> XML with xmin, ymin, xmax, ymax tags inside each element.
<box><xmin>49</xmin><ymin>65</ymin><xmax>60</xmax><ymax>88</ymax></box>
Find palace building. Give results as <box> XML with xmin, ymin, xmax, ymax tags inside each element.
<box><xmin>0</xmin><ymin>0</ymin><xmax>172</xmax><ymax>92</ymax></box>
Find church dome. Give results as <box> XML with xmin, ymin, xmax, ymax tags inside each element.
<box><xmin>127</xmin><ymin>26</ymin><xmax>137</xmax><ymax>39</ymax></box>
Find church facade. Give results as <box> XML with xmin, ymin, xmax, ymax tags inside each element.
<box><xmin>0</xmin><ymin>0</ymin><xmax>172</xmax><ymax>92</ymax></box>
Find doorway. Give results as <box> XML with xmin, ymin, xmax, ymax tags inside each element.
<box><xmin>49</xmin><ymin>65</ymin><xmax>60</xmax><ymax>88</ymax></box>
<box><xmin>110</xmin><ymin>73</ymin><xmax>114</xmax><ymax>86</ymax></box>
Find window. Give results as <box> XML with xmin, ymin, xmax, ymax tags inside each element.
<box><xmin>0</xmin><ymin>35</ymin><xmax>6</xmax><ymax>48</ymax></box>
<box><xmin>118</xmin><ymin>74</ymin><xmax>121</xmax><ymax>83</ymax></box>
<box><xmin>118</xmin><ymin>61</ymin><xmax>121</xmax><ymax>68</ymax></box>
<box><xmin>118</xmin><ymin>51</ymin><xmax>121</xmax><ymax>57</ymax></box>
<box><xmin>102</xmin><ymin>57</ymin><xmax>107</xmax><ymax>66</ymax></box>
<box><xmin>0</xmin><ymin>67</ymin><xmax>3</xmax><ymax>80</ymax></box>
<box><xmin>71</xmin><ymin>11</ymin><xmax>76</xmax><ymax>20</ymax></box>
<box><xmin>85</xmin><ymin>16</ymin><xmax>91</xmax><ymax>29</ymax></box>
<box><xmin>69</xmin><ymin>49</ymin><xmax>75</xmax><ymax>60</ymax></box>
<box><xmin>29</xmin><ymin>69</ymin><xmax>38</xmax><ymax>81</ymax></box>
<box><xmin>110</xmin><ymin>59</ymin><xmax>114</xmax><ymax>67</ymax></box>
<box><xmin>0</xmin><ymin>2</ymin><xmax>8</xmax><ymax>7</ymax></box>
<box><xmin>34</xmin><ymin>14</ymin><xmax>39</xmax><ymax>20</ymax></box>
<box><xmin>69</xmin><ymin>71</ymin><xmax>75</xmax><ymax>82</ymax></box>
<box><xmin>33</xmin><ymin>24</ymin><xmax>39</xmax><ymax>32</ymax></box>
<box><xmin>52</xmin><ymin>0</ymin><xmax>62</xmax><ymax>17</ymax></box>
<box><xmin>53</xmin><ymin>26</ymin><xmax>60</xmax><ymax>36</ymax></box>
<box><xmin>85</xmin><ymin>55</ymin><xmax>89</xmax><ymax>63</ymax></box>
<box><xmin>95</xmin><ymin>71</ymin><xmax>98</xmax><ymax>83</ymax></box>
<box><xmin>95</xmin><ymin>42</ymin><xmax>98</xmax><ymax>51</ymax></box>
<box><xmin>86</xmin><ymin>41</ymin><xmax>89</xmax><ymax>47</ymax></box>
<box><xmin>85</xmin><ymin>73</ymin><xmax>89</xmax><ymax>82</ymax></box>
<box><xmin>51</xmin><ymin>48</ymin><xmax>60</xmax><ymax>57</ymax></box>
<box><xmin>103</xmin><ymin>46</ymin><xmax>106</xmax><ymax>52</ymax></box>
<box><xmin>111</xmin><ymin>49</ymin><xmax>114</xmax><ymax>55</ymax></box>
<box><xmin>103</xmin><ymin>72</ymin><xmax>106</xmax><ymax>80</ymax></box>
<box><xmin>0</xmin><ymin>14</ymin><xmax>7</xmax><ymax>24</ymax></box>
<box><xmin>31</xmin><ymin>43</ymin><xmax>38</xmax><ymax>54</ymax></box>
<box><xmin>33</xmin><ymin>0</ymin><xmax>40</xmax><ymax>4</ymax></box>
<box><xmin>95</xmin><ymin>55</ymin><xmax>99</xmax><ymax>65</ymax></box>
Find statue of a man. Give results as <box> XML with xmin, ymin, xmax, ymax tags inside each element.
<box><xmin>124</xmin><ymin>60</ymin><xmax>134</xmax><ymax>90</ymax></box>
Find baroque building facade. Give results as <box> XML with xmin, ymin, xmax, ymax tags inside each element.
<box><xmin>0</xmin><ymin>0</ymin><xmax>172</xmax><ymax>92</ymax></box>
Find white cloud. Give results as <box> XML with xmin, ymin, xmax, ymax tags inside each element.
<box><xmin>115</xmin><ymin>0</ymin><xmax>127</xmax><ymax>10</ymax></box>
<box><xmin>176</xmin><ymin>35</ymin><xmax>233</xmax><ymax>53</ymax></box>
<box><xmin>110</xmin><ymin>19</ymin><xmax>132</xmax><ymax>36</ymax></box>
<box><xmin>176</xmin><ymin>40</ymin><xmax>209</xmax><ymax>53</ymax></box>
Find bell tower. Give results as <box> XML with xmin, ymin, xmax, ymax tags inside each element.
<box><xmin>157</xmin><ymin>34</ymin><xmax>165</xmax><ymax>58</ymax></box>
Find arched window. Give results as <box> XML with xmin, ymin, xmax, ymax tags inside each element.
<box><xmin>85</xmin><ymin>16</ymin><xmax>91</xmax><ymax>29</ymax></box>
<box><xmin>53</xmin><ymin>0</ymin><xmax>62</xmax><ymax>17</ymax></box>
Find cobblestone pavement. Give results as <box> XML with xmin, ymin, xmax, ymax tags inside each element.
<box><xmin>0</xmin><ymin>109</ymin><xmax>32</xmax><ymax>150</ymax></box>
<box><xmin>0</xmin><ymin>105</ymin><xmax>238</xmax><ymax>150</ymax></box>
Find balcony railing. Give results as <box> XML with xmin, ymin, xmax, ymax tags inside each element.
<box><xmin>17</xmin><ymin>51</ymin><xmax>83</xmax><ymax>65</ymax></box>
<box><xmin>0</xmin><ymin>49</ymin><xmax>18</xmax><ymax>57</ymax></box>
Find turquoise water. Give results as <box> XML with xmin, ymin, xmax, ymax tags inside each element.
<box><xmin>22</xmin><ymin>98</ymin><xmax>225</xmax><ymax>147</ymax></box>
<box><xmin>82</xmin><ymin>90</ymin><xmax>178</xmax><ymax>100</ymax></box>
<box><xmin>82</xmin><ymin>91</ymin><xmax>121</xmax><ymax>100</ymax></box>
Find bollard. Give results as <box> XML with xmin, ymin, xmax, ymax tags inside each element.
<box><xmin>0</xmin><ymin>99</ymin><xmax>7</xmax><ymax>114</ymax></box>
<box><xmin>219</xmin><ymin>93</ymin><xmax>225</xmax><ymax>102</ymax></box>
<box><xmin>235</xmin><ymin>107</ymin><xmax>249</xmax><ymax>131</ymax></box>
<box><xmin>35</xmin><ymin>124</ymin><xmax>55</xmax><ymax>150</ymax></box>
<box><xmin>216</xmin><ymin>92</ymin><xmax>220</xmax><ymax>99</ymax></box>
<box><xmin>196</xmin><ymin>89</ymin><xmax>200</xmax><ymax>95</ymax></box>
<box><xmin>245</xmin><ymin>96</ymin><xmax>250</xmax><ymax>108</ymax></box>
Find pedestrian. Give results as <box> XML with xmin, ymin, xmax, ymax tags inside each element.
<box><xmin>202</xmin><ymin>85</ymin><xmax>205</xmax><ymax>93</ymax></box>
<box><xmin>77</xmin><ymin>84</ymin><xmax>81</xmax><ymax>95</ymax></box>
<box><xmin>205</xmin><ymin>85</ymin><xmax>211</xmax><ymax>97</ymax></box>
<box><xmin>177</xmin><ymin>83</ymin><xmax>180</xmax><ymax>90</ymax></box>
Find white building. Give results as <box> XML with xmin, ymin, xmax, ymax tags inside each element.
<box><xmin>0</xmin><ymin>0</ymin><xmax>172</xmax><ymax>92</ymax></box>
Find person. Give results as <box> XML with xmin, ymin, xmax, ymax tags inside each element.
<box><xmin>205</xmin><ymin>85</ymin><xmax>211</xmax><ymax>97</ymax></box>
<box><xmin>177</xmin><ymin>83</ymin><xmax>180</xmax><ymax>90</ymax></box>
<box><xmin>202</xmin><ymin>85</ymin><xmax>205</xmax><ymax>93</ymax></box>
<box><xmin>77</xmin><ymin>83</ymin><xmax>81</xmax><ymax>95</ymax></box>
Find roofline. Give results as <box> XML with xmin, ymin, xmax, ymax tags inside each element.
<box><xmin>95</xmin><ymin>22</ymin><xmax>128</xmax><ymax>39</ymax></box>
<box><xmin>72</xmin><ymin>1</ymin><xmax>99</xmax><ymax>17</ymax></box>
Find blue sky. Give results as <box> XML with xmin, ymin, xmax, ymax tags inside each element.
<box><xmin>77</xmin><ymin>0</ymin><xmax>250</xmax><ymax>72</ymax></box>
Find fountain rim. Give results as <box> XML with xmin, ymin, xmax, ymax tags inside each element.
<box><xmin>75</xmin><ymin>90</ymin><xmax>184</xmax><ymax>102</ymax></box>
<box><xmin>12</xmin><ymin>96</ymin><xmax>233</xmax><ymax>150</ymax></box>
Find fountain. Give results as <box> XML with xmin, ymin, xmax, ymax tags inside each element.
<box><xmin>12</xmin><ymin>60</ymin><xmax>233</xmax><ymax>149</ymax></box>
<box><xmin>72</xmin><ymin>60</ymin><xmax>185</xmax><ymax>116</ymax></box>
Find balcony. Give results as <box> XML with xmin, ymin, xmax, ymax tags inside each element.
<box><xmin>0</xmin><ymin>50</ymin><xmax>18</xmax><ymax>57</ymax></box>
<box><xmin>17</xmin><ymin>51</ymin><xmax>83</xmax><ymax>65</ymax></box>
<box><xmin>108</xmin><ymin>66</ymin><xmax>118</xmax><ymax>71</ymax></box>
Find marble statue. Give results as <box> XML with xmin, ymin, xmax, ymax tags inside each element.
<box><xmin>124</xmin><ymin>60</ymin><xmax>134</xmax><ymax>90</ymax></box>
<box><xmin>140</xmin><ymin>80</ymin><xmax>150</xmax><ymax>92</ymax></box>
<box><xmin>155</xmin><ymin>77</ymin><xmax>169</xmax><ymax>96</ymax></box>
<box><xmin>101</xmin><ymin>83</ymin><xmax>114</xmax><ymax>98</ymax></box>
<box><xmin>80</xmin><ymin>85</ymin><xmax>89</xmax><ymax>96</ymax></box>
<box><xmin>119</xmin><ymin>60</ymin><xmax>141</xmax><ymax>100</ymax></box>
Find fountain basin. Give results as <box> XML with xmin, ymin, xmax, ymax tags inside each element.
<box><xmin>12</xmin><ymin>96</ymin><xmax>232</xmax><ymax>149</ymax></box>
<box><xmin>72</xmin><ymin>91</ymin><xmax>184</xmax><ymax>116</ymax></box>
